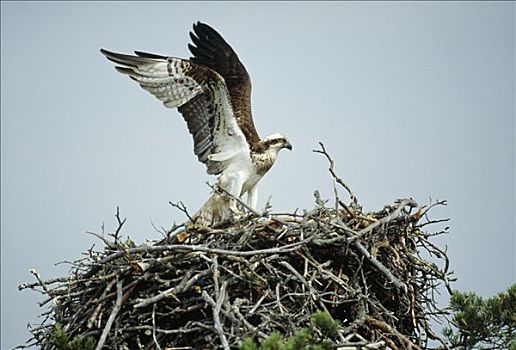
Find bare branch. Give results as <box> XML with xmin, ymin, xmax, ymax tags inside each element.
<box><xmin>313</xmin><ymin>142</ymin><xmax>358</xmax><ymax>204</ymax></box>
<box><xmin>169</xmin><ymin>201</ymin><xmax>194</xmax><ymax>222</ymax></box>
<box><xmin>95</xmin><ymin>278</ymin><xmax>123</xmax><ymax>350</ymax></box>
<box><xmin>202</xmin><ymin>281</ymin><xmax>230</xmax><ymax>350</ymax></box>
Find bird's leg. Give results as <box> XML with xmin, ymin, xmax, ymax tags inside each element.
<box><xmin>247</xmin><ymin>185</ymin><xmax>259</xmax><ymax>211</ymax></box>
<box><xmin>222</xmin><ymin>174</ymin><xmax>244</xmax><ymax>218</ymax></box>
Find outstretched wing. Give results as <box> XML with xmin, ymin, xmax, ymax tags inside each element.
<box><xmin>100</xmin><ymin>49</ymin><xmax>249</xmax><ymax>175</ymax></box>
<box><xmin>188</xmin><ymin>22</ymin><xmax>263</xmax><ymax>150</ymax></box>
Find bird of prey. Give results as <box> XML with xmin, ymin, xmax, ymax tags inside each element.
<box><xmin>101</xmin><ymin>21</ymin><xmax>292</xmax><ymax>226</ymax></box>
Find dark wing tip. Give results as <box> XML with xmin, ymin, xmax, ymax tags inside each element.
<box><xmin>195</xmin><ymin>21</ymin><xmax>215</xmax><ymax>33</ymax></box>
<box><xmin>100</xmin><ymin>48</ymin><xmax>113</xmax><ymax>56</ymax></box>
<box><xmin>134</xmin><ymin>50</ymin><xmax>167</xmax><ymax>59</ymax></box>
<box><xmin>189</xmin><ymin>22</ymin><xmax>234</xmax><ymax>62</ymax></box>
<box><xmin>191</xmin><ymin>21</ymin><xmax>226</xmax><ymax>43</ymax></box>
<box><xmin>100</xmin><ymin>48</ymin><xmax>125</xmax><ymax>63</ymax></box>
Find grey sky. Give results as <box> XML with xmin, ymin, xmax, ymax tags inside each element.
<box><xmin>1</xmin><ymin>2</ymin><xmax>514</xmax><ymax>348</ymax></box>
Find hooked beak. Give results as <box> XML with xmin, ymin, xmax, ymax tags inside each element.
<box><xmin>284</xmin><ymin>141</ymin><xmax>293</xmax><ymax>151</ymax></box>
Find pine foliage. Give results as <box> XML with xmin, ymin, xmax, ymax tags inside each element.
<box><xmin>443</xmin><ymin>284</ymin><xmax>516</xmax><ymax>349</ymax></box>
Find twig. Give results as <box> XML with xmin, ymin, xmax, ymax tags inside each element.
<box><xmin>87</xmin><ymin>279</ymin><xmax>117</xmax><ymax>329</ymax></box>
<box><xmin>366</xmin><ymin>315</ymin><xmax>422</xmax><ymax>350</ymax></box>
<box><xmin>353</xmin><ymin>239</ymin><xmax>406</xmax><ymax>291</ymax></box>
<box><xmin>29</xmin><ymin>269</ymin><xmax>50</xmax><ymax>294</ymax></box>
<box><xmin>134</xmin><ymin>271</ymin><xmax>209</xmax><ymax>309</ymax></box>
<box><xmin>110</xmin><ymin>207</ymin><xmax>127</xmax><ymax>244</ymax></box>
<box><xmin>86</xmin><ymin>231</ymin><xmax>115</xmax><ymax>249</ymax></box>
<box><xmin>152</xmin><ymin>304</ymin><xmax>162</xmax><ymax>350</ymax></box>
<box><xmin>169</xmin><ymin>201</ymin><xmax>194</xmax><ymax>222</ymax></box>
<box><xmin>313</xmin><ymin>142</ymin><xmax>357</xmax><ymax>203</ymax></box>
<box><xmin>95</xmin><ymin>278</ymin><xmax>123</xmax><ymax>350</ymax></box>
<box><xmin>212</xmin><ymin>256</ymin><xmax>220</xmax><ymax>301</ymax></box>
<box><xmin>338</xmin><ymin>199</ymin><xmax>355</xmax><ymax>218</ymax></box>
<box><xmin>354</xmin><ymin>198</ymin><xmax>418</xmax><ymax>238</ymax></box>
<box><xmin>202</xmin><ymin>281</ymin><xmax>230</xmax><ymax>350</ymax></box>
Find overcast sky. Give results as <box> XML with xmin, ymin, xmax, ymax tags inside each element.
<box><xmin>1</xmin><ymin>2</ymin><xmax>514</xmax><ymax>348</ymax></box>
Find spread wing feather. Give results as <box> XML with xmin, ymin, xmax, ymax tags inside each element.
<box><xmin>189</xmin><ymin>22</ymin><xmax>263</xmax><ymax>150</ymax></box>
<box><xmin>100</xmin><ymin>48</ymin><xmax>249</xmax><ymax>175</ymax></box>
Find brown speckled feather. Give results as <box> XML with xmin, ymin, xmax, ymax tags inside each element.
<box><xmin>188</xmin><ymin>22</ymin><xmax>264</xmax><ymax>152</ymax></box>
<box><xmin>100</xmin><ymin>48</ymin><xmax>249</xmax><ymax>175</ymax></box>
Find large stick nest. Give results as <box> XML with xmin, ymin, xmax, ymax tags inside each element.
<box><xmin>18</xmin><ymin>145</ymin><xmax>453</xmax><ymax>350</ymax></box>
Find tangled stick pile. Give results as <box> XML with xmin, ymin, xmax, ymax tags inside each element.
<box><xmin>18</xmin><ymin>145</ymin><xmax>453</xmax><ymax>350</ymax></box>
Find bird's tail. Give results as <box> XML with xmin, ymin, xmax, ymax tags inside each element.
<box><xmin>191</xmin><ymin>192</ymin><xmax>232</xmax><ymax>227</ymax></box>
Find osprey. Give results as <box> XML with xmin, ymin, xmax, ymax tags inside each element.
<box><xmin>101</xmin><ymin>22</ymin><xmax>292</xmax><ymax>226</ymax></box>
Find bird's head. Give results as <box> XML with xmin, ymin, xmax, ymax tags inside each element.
<box><xmin>262</xmin><ymin>133</ymin><xmax>293</xmax><ymax>153</ymax></box>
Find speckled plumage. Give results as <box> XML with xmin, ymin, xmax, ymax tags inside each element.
<box><xmin>101</xmin><ymin>22</ymin><xmax>292</xmax><ymax>227</ymax></box>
